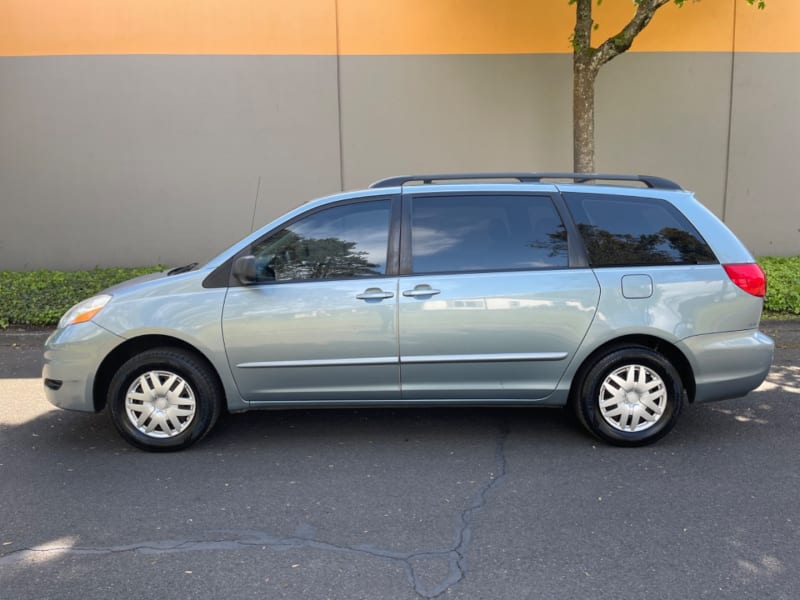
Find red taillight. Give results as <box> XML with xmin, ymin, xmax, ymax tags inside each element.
<box><xmin>723</xmin><ymin>263</ymin><xmax>766</xmax><ymax>297</ymax></box>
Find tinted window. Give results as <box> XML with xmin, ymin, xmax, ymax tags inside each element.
<box><xmin>250</xmin><ymin>200</ymin><xmax>391</xmax><ymax>282</ymax></box>
<box><xmin>564</xmin><ymin>193</ymin><xmax>717</xmax><ymax>267</ymax></box>
<box><xmin>410</xmin><ymin>194</ymin><xmax>568</xmax><ymax>274</ymax></box>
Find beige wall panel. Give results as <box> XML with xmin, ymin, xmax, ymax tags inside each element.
<box><xmin>0</xmin><ymin>56</ymin><xmax>341</xmax><ymax>270</ymax></box>
<box><xmin>339</xmin><ymin>54</ymin><xmax>737</xmax><ymax>239</ymax></box>
<box><xmin>1</xmin><ymin>51</ymin><xmax>793</xmax><ymax>270</ymax></box>
<box><xmin>594</xmin><ymin>52</ymin><xmax>733</xmax><ymax>220</ymax></box>
<box><xmin>726</xmin><ymin>54</ymin><xmax>800</xmax><ymax>257</ymax></box>
<box><xmin>338</xmin><ymin>55</ymin><xmax>573</xmax><ymax>190</ymax></box>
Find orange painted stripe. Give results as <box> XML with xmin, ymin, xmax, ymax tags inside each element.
<box><xmin>735</xmin><ymin>0</ymin><xmax>798</xmax><ymax>52</ymax></box>
<box><xmin>338</xmin><ymin>0</ymin><xmax>573</xmax><ymax>55</ymax></box>
<box><xmin>0</xmin><ymin>0</ymin><xmax>337</xmax><ymax>56</ymax></box>
<box><xmin>338</xmin><ymin>0</ymin><xmax>739</xmax><ymax>55</ymax></box>
<box><xmin>0</xmin><ymin>0</ymin><xmax>796</xmax><ymax>56</ymax></box>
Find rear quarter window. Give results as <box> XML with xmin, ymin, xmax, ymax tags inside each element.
<box><xmin>563</xmin><ymin>192</ymin><xmax>717</xmax><ymax>267</ymax></box>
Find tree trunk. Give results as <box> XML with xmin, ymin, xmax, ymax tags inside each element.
<box><xmin>573</xmin><ymin>57</ymin><xmax>597</xmax><ymax>174</ymax></box>
<box><xmin>570</xmin><ymin>0</ymin><xmax>672</xmax><ymax>174</ymax></box>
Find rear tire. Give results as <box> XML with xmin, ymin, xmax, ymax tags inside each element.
<box><xmin>573</xmin><ymin>346</ymin><xmax>683</xmax><ymax>447</ymax></box>
<box><xmin>108</xmin><ymin>347</ymin><xmax>222</xmax><ymax>451</ymax></box>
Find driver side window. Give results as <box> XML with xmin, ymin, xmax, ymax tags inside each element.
<box><xmin>250</xmin><ymin>200</ymin><xmax>391</xmax><ymax>283</ymax></box>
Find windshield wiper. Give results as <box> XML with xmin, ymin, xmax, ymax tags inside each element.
<box><xmin>167</xmin><ymin>262</ymin><xmax>199</xmax><ymax>276</ymax></box>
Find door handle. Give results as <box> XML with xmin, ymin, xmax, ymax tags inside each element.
<box><xmin>402</xmin><ymin>285</ymin><xmax>441</xmax><ymax>298</ymax></box>
<box><xmin>356</xmin><ymin>288</ymin><xmax>395</xmax><ymax>300</ymax></box>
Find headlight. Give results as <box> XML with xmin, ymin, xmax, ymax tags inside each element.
<box><xmin>58</xmin><ymin>295</ymin><xmax>112</xmax><ymax>329</ymax></box>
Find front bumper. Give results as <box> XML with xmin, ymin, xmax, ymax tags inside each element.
<box><xmin>42</xmin><ymin>322</ymin><xmax>124</xmax><ymax>412</ymax></box>
<box><xmin>679</xmin><ymin>329</ymin><xmax>774</xmax><ymax>403</ymax></box>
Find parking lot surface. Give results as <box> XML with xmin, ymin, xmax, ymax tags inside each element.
<box><xmin>1</xmin><ymin>323</ymin><xmax>798</xmax><ymax>599</ymax></box>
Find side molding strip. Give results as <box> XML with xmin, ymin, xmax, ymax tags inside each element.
<box><xmin>237</xmin><ymin>352</ymin><xmax>567</xmax><ymax>368</ymax></box>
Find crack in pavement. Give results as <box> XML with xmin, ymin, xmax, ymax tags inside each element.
<box><xmin>435</xmin><ymin>424</ymin><xmax>510</xmax><ymax>598</ymax></box>
<box><xmin>0</xmin><ymin>425</ymin><xmax>510</xmax><ymax>598</ymax></box>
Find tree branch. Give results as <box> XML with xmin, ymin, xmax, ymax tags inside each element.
<box><xmin>592</xmin><ymin>0</ymin><xmax>671</xmax><ymax>68</ymax></box>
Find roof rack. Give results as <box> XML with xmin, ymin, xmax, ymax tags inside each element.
<box><xmin>369</xmin><ymin>172</ymin><xmax>683</xmax><ymax>191</ymax></box>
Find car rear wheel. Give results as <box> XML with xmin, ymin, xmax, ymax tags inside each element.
<box><xmin>108</xmin><ymin>347</ymin><xmax>222</xmax><ymax>451</ymax></box>
<box><xmin>574</xmin><ymin>346</ymin><xmax>684</xmax><ymax>446</ymax></box>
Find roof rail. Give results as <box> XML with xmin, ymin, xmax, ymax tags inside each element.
<box><xmin>528</xmin><ymin>173</ymin><xmax>683</xmax><ymax>190</ymax></box>
<box><xmin>369</xmin><ymin>172</ymin><xmax>683</xmax><ymax>191</ymax></box>
<box><xmin>369</xmin><ymin>173</ymin><xmax>542</xmax><ymax>188</ymax></box>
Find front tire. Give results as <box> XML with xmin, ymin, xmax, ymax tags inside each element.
<box><xmin>574</xmin><ymin>346</ymin><xmax>683</xmax><ymax>447</ymax></box>
<box><xmin>108</xmin><ymin>347</ymin><xmax>222</xmax><ymax>451</ymax></box>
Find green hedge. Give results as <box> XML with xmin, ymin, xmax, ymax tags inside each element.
<box><xmin>760</xmin><ymin>256</ymin><xmax>800</xmax><ymax>317</ymax></box>
<box><xmin>0</xmin><ymin>267</ymin><xmax>164</xmax><ymax>328</ymax></box>
<box><xmin>0</xmin><ymin>258</ymin><xmax>798</xmax><ymax>328</ymax></box>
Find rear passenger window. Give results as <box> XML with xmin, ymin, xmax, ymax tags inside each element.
<box><xmin>410</xmin><ymin>194</ymin><xmax>568</xmax><ymax>274</ymax></box>
<box><xmin>563</xmin><ymin>193</ymin><xmax>717</xmax><ymax>267</ymax></box>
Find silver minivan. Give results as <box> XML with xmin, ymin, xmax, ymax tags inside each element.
<box><xmin>43</xmin><ymin>173</ymin><xmax>774</xmax><ymax>451</ymax></box>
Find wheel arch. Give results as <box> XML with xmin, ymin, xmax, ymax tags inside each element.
<box><xmin>569</xmin><ymin>334</ymin><xmax>696</xmax><ymax>405</ymax></box>
<box><xmin>93</xmin><ymin>335</ymin><xmax>226</xmax><ymax>412</ymax></box>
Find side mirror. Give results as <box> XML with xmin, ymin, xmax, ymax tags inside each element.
<box><xmin>232</xmin><ymin>255</ymin><xmax>258</xmax><ymax>285</ymax></box>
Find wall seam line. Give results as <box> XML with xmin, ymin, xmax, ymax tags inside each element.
<box><xmin>334</xmin><ymin>0</ymin><xmax>345</xmax><ymax>192</ymax></box>
<box><xmin>722</xmin><ymin>0</ymin><xmax>737</xmax><ymax>223</ymax></box>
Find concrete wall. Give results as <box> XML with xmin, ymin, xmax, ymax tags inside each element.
<box><xmin>1</xmin><ymin>1</ymin><xmax>798</xmax><ymax>269</ymax></box>
<box><xmin>338</xmin><ymin>55</ymin><xmax>574</xmax><ymax>188</ymax></box>
<box><xmin>598</xmin><ymin>51</ymin><xmax>800</xmax><ymax>257</ymax></box>
<box><xmin>726</xmin><ymin>54</ymin><xmax>800</xmax><ymax>255</ymax></box>
<box><xmin>0</xmin><ymin>56</ymin><xmax>341</xmax><ymax>269</ymax></box>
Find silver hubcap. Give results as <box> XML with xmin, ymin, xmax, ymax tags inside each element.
<box><xmin>598</xmin><ymin>364</ymin><xmax>667</xmax><ymax>433</ymax></box>
<box><xmin>125</xmin><ymin>370</ymin><xmax>196</xmax><ymax>438</ymax></box>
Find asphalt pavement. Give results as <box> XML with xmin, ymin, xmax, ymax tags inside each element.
<box><xmin>1</xmin><ymin>322</ymin><xmax>798</xmax><ymax>599</ymax></box>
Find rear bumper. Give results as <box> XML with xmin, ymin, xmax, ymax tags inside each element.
<box><xmin>679</xmin><ymin>329</ymin><xmax>774</xmax><ymax>403</ymax></box>
<box><xmin>42</xmin><ymin>322</ymin><xmax>124</xmax><ymax>412</ymax></box>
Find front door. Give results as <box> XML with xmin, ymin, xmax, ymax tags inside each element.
<box><xmin>222</xmin><ymin>197</ymin><xmax>400</xmax><ymax>403</ymax></box>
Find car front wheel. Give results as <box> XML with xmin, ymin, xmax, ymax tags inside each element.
<box><xmin>108</xmin><ymin>347</ymin><xmax>222</xmax><ymax>451</ymax></box>
<box><xmin>574</xmin><ymin>346</ymin><xmax>684</xmax><ymax>446</ymax></box>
